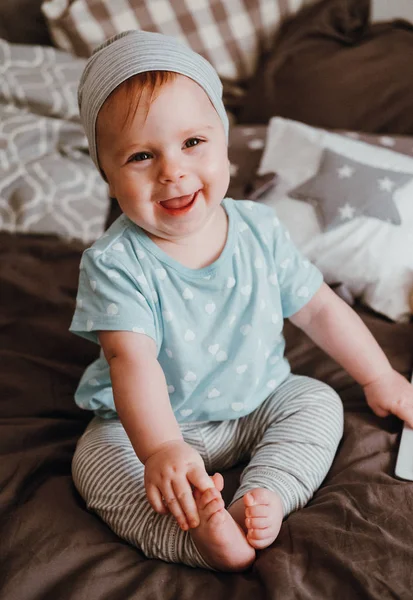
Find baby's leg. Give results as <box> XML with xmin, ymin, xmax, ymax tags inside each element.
<box><xmin>72</xmin><ymin>417</ymin><xmax>226</xmax><ymax>570</ymax></box>
<box><xmin>228</xmin><ymin>374</ymin><xmax>343</xmax><ymax>549</ymax></box>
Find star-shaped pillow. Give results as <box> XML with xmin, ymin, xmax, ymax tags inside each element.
<box><xmin>289</xmin><ymin>149</ymin><xmax>412</xmax><ymax>230</ymax></box>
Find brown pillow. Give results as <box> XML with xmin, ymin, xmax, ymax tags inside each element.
<box><xmin>239</xmin><ymin>0</ymin><xmax>413</xmax><ymax>135</ymax></box>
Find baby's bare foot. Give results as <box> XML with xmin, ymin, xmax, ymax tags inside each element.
<box><xmin>190</xmin><ymin>475</ymin><xmax>256</xmax><ymax>572</ymax></box>
<box><xmin>243</xmin><ymin>488</ymin><xmax>284</xmax><ymax>549</ymax></box>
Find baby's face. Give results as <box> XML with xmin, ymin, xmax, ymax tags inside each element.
<box><xmin>96</xmin><ymin>74</ymin><xmax>230</xmax><ymax>243</ymax></box>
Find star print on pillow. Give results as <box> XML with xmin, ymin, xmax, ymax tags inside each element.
<box><xmin>289</xmin><ymin>149</ymin><xmax>412</xmax><ymax>231</ymax></box>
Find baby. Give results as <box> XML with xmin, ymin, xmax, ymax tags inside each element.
<box><xmin>70</xmin><ymin>30</ymin><xmax>413</xmax><ymax>572</ymax></box>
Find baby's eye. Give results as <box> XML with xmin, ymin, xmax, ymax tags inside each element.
<box><xmin>184</xmin><ymin>138</ymin><xmax>203</xmax><ymax>148</ymax></box>
<box><xmin>129</xmin><ymin>151</ymin><xmax>152</xmax><ymax>162</ymax></box>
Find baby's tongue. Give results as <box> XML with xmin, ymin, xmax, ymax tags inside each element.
<box><xmin>160</xmin><ymin>194</ymin><xmax>193</xmax><ymax>209</ymax></box>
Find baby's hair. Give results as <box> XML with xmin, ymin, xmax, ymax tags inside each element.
<box><xmin>102</xmin><ymin>70</ymin><xmax>178</xmax><ymax>132</ymax></box>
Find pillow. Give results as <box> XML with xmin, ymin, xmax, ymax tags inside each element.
<box><xmin>289</xmin><ymin>148</ymin><xmax>412</xmax><ymax>231</ymax></box>
<box><xmin>0</xmin><ymin>39</ymin><xmax>109</xmax><ymax>243</ymax></box>
<box><xmin>239</xmin><ymin>0</ymin><xmax>413</xmax><ymax>135</ymax></box>
<box><xmin>40</xmin><ymin>0</ymin><xmax>314</xmax><ymax>83</ymax></box>
<box><xmin>0</xmin><ymin>0</ymin><xmax>52</xmax><ymax>45</ymax></box>
<box><xmin>256</xmin><ymin>117</ymin><xmax>413</xmax><ymax>323</ymax></box>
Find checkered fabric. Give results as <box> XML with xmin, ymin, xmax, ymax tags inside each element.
<box><xmin>41</xmin><ymin>0</ymin><xmax>312</xmax><ymax>83</ymax></box>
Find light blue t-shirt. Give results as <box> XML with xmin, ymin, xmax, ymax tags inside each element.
<box><xmin>70</xmin><ymin>199</ymin><xmax>323</xmax><ymax>423</ymax></box>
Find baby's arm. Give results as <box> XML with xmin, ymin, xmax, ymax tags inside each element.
<box><xmin>99</xmin><ymin>330</ymin><xmax>214</xmax><ymax>530</ymax></box>
<box><xmin>289</xmin><ymin>283</ymin><xmax>413</xmax><ymax>427</ymax></box>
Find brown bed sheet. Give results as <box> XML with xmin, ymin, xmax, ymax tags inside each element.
<box><xmin>1</xmin><ymin>231</ymin><xmax>412</xmax><ymax>600</ymax></box>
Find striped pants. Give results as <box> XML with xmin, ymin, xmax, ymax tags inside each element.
<box><xmin>72</xmin><ymin>374</ymin><xmax>343</xmax><ymax>569</ymax></box>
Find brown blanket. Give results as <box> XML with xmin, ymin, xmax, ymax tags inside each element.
<box><xmin>239</xmin><ymin>0</ymin><xmax>413</xmax><ymax>135</ymax></box>
<box><xmin>1</xmin><ymin>230</ymin><xmax>412</xmax><ymax>600</ymax></box>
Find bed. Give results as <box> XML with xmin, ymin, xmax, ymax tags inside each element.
<box><xmin>1</xmin><ymin>1</ymin><xmax>413</xmax><ymax>599</ymax></box>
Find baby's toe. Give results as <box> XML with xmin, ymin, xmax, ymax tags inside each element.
<box><xmin>244</xmin><ymin>488</ymin><xmax>271</xmax><ymax>508</ymax></box>
<box><xmin>197</xmin><ymin>487</ymin><xmax>222</xmax><ymax>511</ymax></box>
<box><xmin>245</xmin><ymin>504</ymin><xmax>269</xmax><ymax>519</ymax></box>
<box><xmin>246</xmin><ymin>516</ymin><xmax>268</xmax><ymax>530</ymax></box>
<box><xmin>247</xmin><ymin>529</ymin><xmax>273</xmax><ymax>549</ymax></box>
<box><xmin>203</xmin><ymin>498</ymin><xmax>225</xmax><ymax>522</ymax></box>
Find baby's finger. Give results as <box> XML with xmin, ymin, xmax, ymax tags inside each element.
<box><xmin>146</xmin><ymin>483</ymin><xmax>169</xmax><ymax>514</ymax></box>
<box><xmin>172</xmin><ymin>477</ymin><xmax>200</xmax><ymax>528</ymax></box>
<box><xmin>187</xmin><ymin>464</ymin><xmax>215</xmax><ymax>493</ymax></box>
<box><xmin>161</xmin><ymin>482</ymin><xmax>189</xmax><ymax>530</ymax></box>
<box><xmin>391</xmin><ymin>397</ymin><xmax>413</xmax><ymax>429</ymax></box>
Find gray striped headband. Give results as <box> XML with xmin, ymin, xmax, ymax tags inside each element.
<box><xmin>78</xmin><ymin>29</ymin><xmax>229</xmax><ymax>170</ymax></box>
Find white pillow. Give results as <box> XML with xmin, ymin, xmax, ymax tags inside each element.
<box><xmin>258</xmin><ymin>117</ymin><xmax>413</xmax><ymax>322</ymax></box>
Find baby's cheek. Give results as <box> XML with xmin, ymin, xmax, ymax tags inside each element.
<box><xmin>204</xmin><ymin>153</ymin><xmax>230</xmax><ymax>189</ymax></box>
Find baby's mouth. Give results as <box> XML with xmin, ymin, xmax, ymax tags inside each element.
<box><xmin>158</xmin><ymin>191</ymin><xmax>199</xmax><ymax>215</ymax></box>
<box><xmin>159</xmin><ymin>193</ymin><xmax>195</xmax><ymax>210</ymax></box>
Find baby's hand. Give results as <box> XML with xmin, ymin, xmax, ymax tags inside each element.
<box><xmin>144</xmin><ymin>439</ymin><xmax>215</xmax><ymax>530</ymax></box>
<box><xmin>364</xmin><ymin>368</ymin><xmax>413</xmax><ymax>428</ymax></box>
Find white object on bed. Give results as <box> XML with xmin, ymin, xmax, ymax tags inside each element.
<box><xmin>371</xmin><ymin>0</ymin><xmax>413</xmax><ymax>24</ymax></box>
<box><xmin>258</xmin><ymin>117</ymin><xmax>413</xmax><ymax>323</ymax></box>
<box><xmin>395</xmin><ymin>371</ymin><xmax>413</xmax><ymax>481</ymax></box>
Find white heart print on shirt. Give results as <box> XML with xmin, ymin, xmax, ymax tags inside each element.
<box><xmin>112</xmin><ymin>242</ymin><xmax>124</xmax><ymax>252</ymax></box>
<box><xmin>205</xmin><ymin>303</ymin><xmax>216</xmax><ymax>315</ymax></box>
<box><xmin>208</xmin><ymin>388</ymin><xmax>220</xmax><ymax>398</ymax></box>
<box><xmin>182</xmin><ymin>287</ymin><xmax>193</xmax><ymax>300</ymax></box>
<box><xmin>297</xmin><ymin>286</ymin><xmax>310</xmax><ymax>298</ymax></box>
<box><xmin>184</xmin><ymin>329</ymin><xmax>195</xmax><ymax>341</ymax></box>
<box><xmin>180</xmin><ymin>409</ymin><xmax>193</xmax><ymax>417</ymax></box>
<box><xmin>156</xmin><ymin>268</ymin><xmax>167</xmax><ymax>281</ymax></box>
<box><xmin>184</xmin><ymin>371</ymin><xmax>197</xmax><ymax>382</ymax></box>
<box><xmin>240</xmin><ymin>324</ymin><xmax>252</xmax><ymax>336</ymax></box>
<box><xmin>163</xmin><ymin>310</ymin><xmax>173</xmax><ymax>323</ymax></box>
<box><xmin>216</xmin><ymin>350</ymin><xmax>227</xmax><ymax>362</ymax></box>
<box><xmin>107</xmin><ymin>303</ymin><xmax>118</xmax><ymax>316</ymax></box>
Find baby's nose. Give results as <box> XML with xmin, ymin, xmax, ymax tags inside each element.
<box><xmin>159</xmin><ymin>158</ymin><xmax>186</xmax><ymax>184</ymax></box>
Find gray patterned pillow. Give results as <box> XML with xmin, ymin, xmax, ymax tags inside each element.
<box><xmin>0</xmin><ymin>39</ymin><xmax>109</xmax><ymax>243</ymax></box>
<box><xmin>289</xmin><ymin>148</ymin><xmax>413</xmax><ymax>231</ymax></box>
